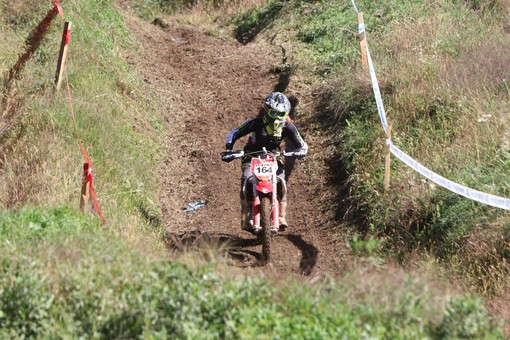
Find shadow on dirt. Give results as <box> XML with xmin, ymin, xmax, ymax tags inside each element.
<box><xmin>285</xmin><ymin>234</ymin><xmax>318</xmax><ymax>275</ymax></box>
<box><xmin>165</xmin><ymin>230</ymin><xmax>318</xmax><ymax>273</ymax></box>
<box><xmin>306</xmin><ymin>82</ymin><xmax>374</xmax><ymax>227</ymax></box>
<box><xmin>234</xmin><ymin>2</ymin><xmax>285</xmax><ymax>44</ymax></box>
<box><xmin>272</xmin><ymin>64</ymin><xmax>292</xmax><ymax>94</ymax></box>
<box><xmin>164</xmin><ymin>229</ymin><xmax>265</xmax><ymax>266</ymax></box>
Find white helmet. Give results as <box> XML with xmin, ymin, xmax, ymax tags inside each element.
<box><xmin>263</xmin><ymin>92</ymin><xmax>290</xmax><ymax>137</ymax></box>
<box><xmin>264</xmin><ymin>92</ymin><xmax>291</xmax><ymax>118</ymax></box>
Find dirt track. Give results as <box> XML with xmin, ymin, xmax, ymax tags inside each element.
<box><xmin>122</xmin><ymin>9</ymin><xmax>350</xmax><ymax>279</ymax></box>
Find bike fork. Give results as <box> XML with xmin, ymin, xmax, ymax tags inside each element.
<box><xmin>270</xmin><ymin>178</ymin><xmax>279</xmax><ymax>232</ymax></box>
<box><xmin>252</xmin><ymin>195</ymin><xmax>261</xmax><ymax>229</ymax></box>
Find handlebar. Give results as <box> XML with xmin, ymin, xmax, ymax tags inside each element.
<box><xmin>283</xmin><ymin>150</ymin><xmax>307</xmax><ymax>157</ymax></box>
<box><xmin>221</xmin><ymin>147</ymin><xmax>305</xmax><ymax>163</ymax></box>
<box><xmin>221</xmin><ymin>149</ymin><xmax>245</xmax><ymax>162</ymax></box>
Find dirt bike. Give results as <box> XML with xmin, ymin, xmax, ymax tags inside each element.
<box><xmin>221</xmin><ymin>147</ymin><xmax>305</xmax><ymax>263</ymax></box>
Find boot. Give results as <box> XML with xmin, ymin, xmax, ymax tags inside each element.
<box><xmin>241</xmin><ymin>200</ymin><xmax>254</xmax><ymax>232</ymax></box>
<box><xmin>279</xmin><ymin>202</ymin><xmax>288</xmax><ymax>230</ymax></box>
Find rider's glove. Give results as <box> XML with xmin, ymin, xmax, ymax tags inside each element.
<box><xmin>221</xmin><ymin>153</ymin><xmax>235</xmax><ymax>163</ymax></box>
<box><xmin>295</xmin><ymin>142</ymin><xmax>308</xmax><ymax>159</ymax></box>
<box><xmin>225</xmin><ymin>142</ymin><xmax>233</xmax><ymax>150</ymax></box>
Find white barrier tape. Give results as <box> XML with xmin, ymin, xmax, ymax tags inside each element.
<box><xmin>353</xmin><ymin>0</ymin><xmax>387</xmax><ymax>131</ymax></box>
<box><xmin>351</xmin><ymin>0</ymin><xmax>359</xmax><ymax>14</ymax></box>
<box><xmin>351</xmin><ymin>0</ymin><xmax>510</xmax><ymax>210</ymax></box>
<box><xmin>390</xmin><ymin>144</ymin><xmax>510</xmax><ymax>210</ymax></box>
<box><xmin>365</xmin><ymin>46</ymin><xmax>389</xmax><ymax>132</ymax></box>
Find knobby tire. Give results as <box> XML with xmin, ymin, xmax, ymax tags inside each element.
<box><xmin>260</xmin><ymin>194</ymin><xmax>272</xmax><ymax>263</ymax></box>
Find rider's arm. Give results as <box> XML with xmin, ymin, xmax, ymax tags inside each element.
<box><xmin>284</xmin><ymin>123</ymin><xmax>308</xmax><ymax>155</ymax></box>
<box><xmin>225</xmin><ymin>118</ymin><xmax>260</xmax><ymax>150</ymax></box>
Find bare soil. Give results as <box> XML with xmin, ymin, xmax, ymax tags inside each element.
<box><xmin>121</xmin><ymin>8</ymin><xmax>351</xmax><ymax>280</ymax></box>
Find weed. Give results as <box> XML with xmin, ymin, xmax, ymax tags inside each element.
<box><xmin>350</xmin><ymin>233</ymin><xmax>380</xmax><ymax>256</ymax></box>
<box><xmin>433</xmin><ymin>296</ymin><xmax>502</xmax><ymax>338</ymax></box>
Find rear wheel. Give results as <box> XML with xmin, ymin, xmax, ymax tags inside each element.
<box><xmin>260</xmin><ymin>194</ymin><xmax>272</xmax><ymax>263</ymax></box>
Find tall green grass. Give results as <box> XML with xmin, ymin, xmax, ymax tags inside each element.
<box><xmin>334</xmin><ymin>0</ymin><xmax>510</xmax><ymax>269</ymax></box>
<box><xmin>0</xmin><ymin>0</ymin><xmax>163</xmax><ymax>244</ymax></box>
<box><xmin>130</xmin><ymin>0</ymin><xmax>264</xmax><ymax>20</ymax></box>
<box><xmin>0</xmin><ymin>207</ymin><xmax>502</xmax><ymax>338</ymax></box>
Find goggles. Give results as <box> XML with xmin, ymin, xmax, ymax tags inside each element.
<box><xmin>265</xmin><ymin>108</ymin><xmax>288</xmax><ymax>119</ymax></box>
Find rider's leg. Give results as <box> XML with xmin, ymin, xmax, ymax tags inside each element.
<box><xmin>240</xmin><ymin>162</ymin><xmax>253</xmax><ymax>231</ymax></box>
<box><xmin>240</xmin><ymin>199</ymin><xmax>253</xmax><ymax>230</ymax></box>
<box><xmin>279</xmin><ymin>201</ymin><xmax>288</xmax><ymax>229</ymax></box>
<box><xmin>277</xmin><ymin>169</ymin><xmax>288</xmax><ymax>229</ymax></box>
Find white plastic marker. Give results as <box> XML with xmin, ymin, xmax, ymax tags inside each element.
<box><xmin>351</xmin><ymin>0</ymin><xmax>510</xmax><ymax>210</ymax></box>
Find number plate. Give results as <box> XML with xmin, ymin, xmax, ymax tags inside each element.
<box><xmin>254</xmin><ymin>163</ymin><xmax>276</xmax><ymax>176</ymax></box>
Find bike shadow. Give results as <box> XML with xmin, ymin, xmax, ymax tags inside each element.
<box><xmin>284</xmin><ymin>234</ymin><xmax>318</xmax><ymax>276</ymax></box>
<box><xmin>164</xmin><ymin>229</ymin><xmax>265</xmax><ymax>266</ymax></box>
<box><xmin>164</xmin><ymin>230</ymin><xmax>318</xmax><ymax>273</ymax></box>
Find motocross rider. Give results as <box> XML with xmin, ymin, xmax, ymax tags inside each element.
<box><xmin>223</xmin><ymin>92</ymin><xmax>308</xmax><ymax>233</ymax></box>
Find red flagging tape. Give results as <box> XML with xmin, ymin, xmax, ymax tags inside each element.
<box><xmin>65</xmin><ymin>62</ymin><xmax>106</xmax><ymax>224</ymax></box>
<box><xmin>64</xmin><ymin>29</ymin><xmax>71</xmax><ymax>46</ymax></box>
<box><xmin>54</xmin><ymin>0</ymin><xmax>64</xmax><ymax>18</ymax></box>
<box><xmin>58</xmin><ymin>0</ymin><xmax>104</xmax><ymax>224</ymax></box>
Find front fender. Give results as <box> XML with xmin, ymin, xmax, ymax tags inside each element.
<box><xmin>256</xmin><ymin>180</ymin><xmax>274</xmax><ymax>194</ymax></box>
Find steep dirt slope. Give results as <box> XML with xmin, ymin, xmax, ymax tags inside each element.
<box><xmin>122</xmin><ymin>10</ymin><xmax>350</xmax><ymax>279</ymax></box>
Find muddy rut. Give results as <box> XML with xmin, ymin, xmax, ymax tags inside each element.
<box><xmin>123</xmin><ymin>11</ymin><xmax>350</xmax><ymax>280</ymax></box>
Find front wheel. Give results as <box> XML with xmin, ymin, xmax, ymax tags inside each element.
<box><xmin>260</xmin><ymin>194</ymin><xmax>272</xmax><ymax>263</ymax></box>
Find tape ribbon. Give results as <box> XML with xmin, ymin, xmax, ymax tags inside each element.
<box><xmin>63</xmin><ymin>26</ymin><xmax>106</xmax><ymax>223</ymax></box>
<box><xmin>353</xmin><ymin>0</ymin><xmax>510</xmax><ymax>210</ymax></box>
<box><xmin>53</xmin><ymin>1</ymin><xmax>64</xmax><ymax>18</ymax></box>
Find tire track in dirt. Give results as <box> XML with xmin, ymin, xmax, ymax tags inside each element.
<box><xmin>123</xmin><ymin>11</ymin><xmax>350</xmax><ymax>279</ymax></box>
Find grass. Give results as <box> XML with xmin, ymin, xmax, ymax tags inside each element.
<box><xmin>347</xmin><ymin>0</ymin><xmax>510</xmax><ymax>251</ymax></box>
<box><xmin>131</xmin><ymin>0</ymin><xmax>267</xmax><ymax>22</ymax></box>
<box><xmin>375</xmin><ymin>1</ymin><xmax>510</xmax><ymax>295</ymax></box>
<box><xmin>0</xmin><ymin>208</ymin><xmax>502</xmax><ymax>338</ymax></box>
<box><xmin>0</xmin><ymin>0</ymin><xmax>164</xmax><ymax>247</ymax></box>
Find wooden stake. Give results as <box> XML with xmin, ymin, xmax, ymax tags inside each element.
<box><xmin>358</xmin><ymin>12</ymin><xmax>368</xmax><ymax>69</ymax></box>
<box><xmin>55</xmin><ymin>21</ymin><xmax>72</xmax><ymax>91</ymax></box>
<box><xmin>80</xmin><ymin>162</ymin><xmax>90</xmax><ymax>212</ymax></box>
<box><xmin>384</xmin><ymin>124</ymin><xmax>392</xmax><ymax>191</ymax></box>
